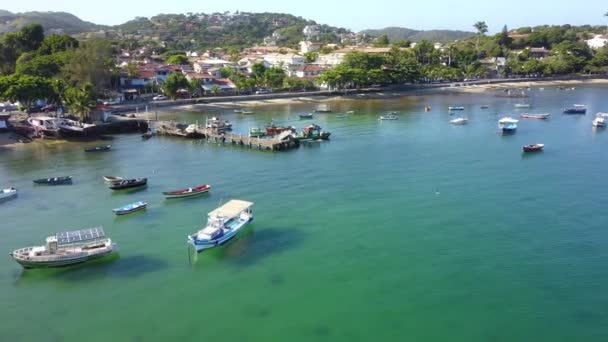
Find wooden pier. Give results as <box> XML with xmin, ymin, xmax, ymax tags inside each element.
<box><xmin>153</xmin><ymin>121</ymin><xmax>300</xmax><ymax>151</ymax></box>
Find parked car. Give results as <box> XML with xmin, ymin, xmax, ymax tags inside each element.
<box><xmin>152</xmin><ymin>95</ymin><xmax>168</xmax><ymax>101</ymax></box>
<box><xmin>42</xmin><ymin>104</ymin><xmax>56</xmax><ymax>112</ymax></box>
<box><xmin>255</xmin><ymin>89</ymin><xmax>269</xmax><ymax>94</ymax></box>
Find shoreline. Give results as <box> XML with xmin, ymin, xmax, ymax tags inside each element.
<box><xmin>172</xmin><ymin>78</ymin><xmax>608</xmax><ymax>111</ymax></box>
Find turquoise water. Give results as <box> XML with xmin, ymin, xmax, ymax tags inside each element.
<box><xmin>1</xmin><ymin>86</ymin><xmax>608</xmax><ymax>341</ymax></box>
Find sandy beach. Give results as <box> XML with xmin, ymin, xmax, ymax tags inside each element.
<box><xmin>174</xmin><ymin>78</ymin><xmax>608</xmax><ymax>112</ymax></box>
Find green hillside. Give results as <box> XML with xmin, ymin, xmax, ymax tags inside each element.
<box><xmin>0</xmin><ymin>10</ymin><xmax>103</xmax><ymax>34</ymax></box>
<box><xmin>361</xmin><ymin>26</ymin><xmax>475</xmax><ymax>42</ymax></box>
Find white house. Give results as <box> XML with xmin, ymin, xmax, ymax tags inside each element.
<box><xmin>314</xmin><ymin>53</ymin><xmax>347</xmax><ymax>67</ymax></box>
<box><xmin>193</xmin><ymin>59</ymin><xmax>236</xmax><ymax>73</ymax></box>
<box><xmin>586</xmin><ymin>35</ymin><xmax>608</xmax><ymax>50</ymax></box>
<box><xmin>263</xmin><ymin>53</ymin><xmax>305</xmax><ymax>76</ymax></box>
<box><xmin>295</xmin><ymin>65</ymin><xmax>325</xmax><ymax>78</ymax></box>
<box><xmin>299</xmin><ymin>41</ymin><xmax>322</xmax><ymax>54</ymax></box>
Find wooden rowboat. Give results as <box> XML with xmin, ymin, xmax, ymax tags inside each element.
<box><xmin>33</xmin><ymin>176</ymin><xmax>72</xmax><ymax>185</ymax></box>
<box><xmin>523</xmin><ymin>144</ymin><xmax>544</xmax><ymax>152</ymax></box>
<box><xmin>113</xmin><ymin>201</ymin><xmax>147</xmax><ymax>215</ymax></box>
<box><xmin>162</xmin><ymin>184</ymin><xmax>211</xmax><ymax>199</ymax></box>
<box><xmin>109</xmin><ymin>178</ymin><xmax>147</xmax><ymax>190</ymax></box>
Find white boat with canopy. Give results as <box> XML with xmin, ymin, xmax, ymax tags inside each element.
<box><xmin>10</xmin><ymin>227</ymin><xmax>118</xmax><ymax>268</ymax></box>
<box><xmin>187</xmin><ymin>200</ymin><xmax>254</xmax><ymax>252</ymax></box>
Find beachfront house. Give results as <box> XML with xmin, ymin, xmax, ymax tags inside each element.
<box><xmin>294</xmin><ymin>64</ymin><xmax>326</xmax><ymax>79</ymax></box>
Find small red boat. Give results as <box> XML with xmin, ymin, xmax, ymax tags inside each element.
<box><xmin>522</xmin><ymin>144</ymin><xmax>544</xmax><ymax>152</ymax></box>
<box><xmin>162</xmin><ymin>184</ymin><xmax>211</xmax><ymax>199</ymax></box>
<box><xmin>265</xmin><ymin>123</ymin><xmax>295</xmax><ymax>136</ymax></box>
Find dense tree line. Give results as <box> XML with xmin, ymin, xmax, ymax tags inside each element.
<box><xmin>0</xmin><ymin>24</ymin><xmax>116</xmax><ymax>119</ymax></box>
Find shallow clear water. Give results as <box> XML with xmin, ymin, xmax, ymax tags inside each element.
<box><xmin>1</xmin><ymin>86</ymin><xmax>608</xmax><ymax>341</ymax></box>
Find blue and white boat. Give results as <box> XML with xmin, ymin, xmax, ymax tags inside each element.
<box><xmin>112</xmin><ymin>201</ymin><xmax>147</xmax><ymax>215</ymax></box>
<box><xmin>299</xmin><ymin>113</ymin><xmax>313</xmax><ymax>119</ymax></box>
<box><xmin>498</xmin><ymin>117</ymin><xmax>518</xmax><ymax>132</ymax></box>
<box><xmin>448</xmin><ymin>106</ymin><xmax>465</xmax><ymax>111</ymax></box>
<box><xmin>187</xmin><ymin>200</ymin><xmax>254</xmax><ymax>252</ymax></box>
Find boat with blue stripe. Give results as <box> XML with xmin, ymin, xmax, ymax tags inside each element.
<box><xmin>113</xmin><ymin>201</ymin><xmax>147</xmax><ymax>215</ymax></box>
<box><xmin>187</xmin><ymin>200</ymin><xmax>254</xmax><ymax>252</ymax></box>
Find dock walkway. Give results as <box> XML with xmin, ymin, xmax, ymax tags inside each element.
<box><xmin>153</xmin><ymin>122</ymin><xmax>299</xmax><ymax>151</ymax></box>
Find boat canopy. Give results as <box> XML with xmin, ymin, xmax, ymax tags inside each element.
<box><xmin>56</xmin><ymin>227</ymin><xmax>106</xmax><ymax>245</ymax></box>
<box><xmin>208</xmin><ymin>200</ymin><xmax>253</xmax><ymax>220</ymax></box>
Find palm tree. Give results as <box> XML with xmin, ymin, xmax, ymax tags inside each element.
<box><xmin>210</xmin><ymin>84</ymin><xmax>221</xmax><ymax>96</ymax></box>
<box><xmin>66</xmin><ymin>83</ymin><xmax>97</xmax><ymax>122</ymax></box>
<box><xmin>473</xmin><ymin>21</ymin><xmax>489</xmax><ymax>51</ymax></box>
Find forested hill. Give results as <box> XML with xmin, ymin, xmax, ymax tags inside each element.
<box><xmin>0</xmin><ymin>11</ymin><xmax>103</xmax><ymax>34</ymax></box>
<box><xmin>115</xmin><ymin>12</ymin><xmax>350</xmax><ymax>49</ymax></box>
<box><xmin>361</xmin><ymin>27</ymin><xmax>475</xmax><ymax>42</ymax></box>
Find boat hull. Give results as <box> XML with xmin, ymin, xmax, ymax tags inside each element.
<box><xmin>189</xmin><ymin>217</ymin><xmax>253</xmax><ymax>253</ymax></box>
<box><xmin>11</xmin><ymin>244</ymin><xmax>117</xmax><ymax>269</ymax></box>
<box><xmin>162</xmin><ymin>185</ymin><xmax>210</xmax><ymax>199</ymax></box>
<box><xmin>109</xmin><ymin>179</ymin><xmax>147</xmax><ymax>190</ymax></box>
<box><xmin>33</xmin><ymin>177</ymin><xmax>72</xmax><ymax>185</ymax></box>
<box><xmin>113</xmin><ymin>203</ymin><xmax>147</xmax><ymax>215</ymax></box>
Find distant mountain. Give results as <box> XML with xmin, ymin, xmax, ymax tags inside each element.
<box><xmin>0</xmin><ymin>10</ymin><xmax>103</xmax><ymax>34</ymax></box>
<box><xmin>361</xmin><ymin>27</ymin><xmax>475</xmax><ymax>42</ymax></box>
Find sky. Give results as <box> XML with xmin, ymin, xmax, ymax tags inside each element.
<box><xmin>3</xmin><ymin>0</ymin><xmax>607</xmax><ymax>33</ymax></box>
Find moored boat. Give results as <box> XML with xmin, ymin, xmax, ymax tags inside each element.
<box><xmin>448</xmin><ymin>106</ymin><xmax>464</xmax><ymax>111</ymax></box>
<box><xmin>57</xmin><ymin>119</ymin><xmax>97</xmax><ymax>137</ymax></box>
<box><xmin>265</xmin><ymin>122</ymin><xmax>295</xmax><ymax>136</ymax></box>
<box><xmin>113</xmin><ymin>201</ymin><xmax>147</xmax><ymax>215</ymax></box>
<box><xmin>1</xmin><ymin>187</ymin><xmax>18</xmax><ymax>202</ymax></box>
<box><xmin>10</xmin><ymin>227</ymin><xmax>117</xmax><ymax>269</ymax></box>
<box><xmin>85</xmin><ymin>145</ymin><xmax>111</xmax><ymax>152</ymax></box>
<box><xmin>335</xmin><ymin>115</ymin><xmax>346</xmax><ymax>118</ymax></box>
<box><xmin>450</xmin><ymin>117</ymin><xmax>468</xmax><ymax>125</ymax></box>
<box><xmin>233</xmin><ymin>109</ymin><xmax>243</xmax><ymax>113</ymax></box>
<box><xmin>108</xmin><ymin>178</ymin><xmax>147</xmax><ymax>190</ymax></box>
<box><xmin>523</xmin><ymin>143</ymin><xmax>544</xmax><ymax>152</ymax></box>
<box><xmin>205</xmin><ymin>117</ymin><xmax>232</xmax><ymax>131</ymax></box>
<box><xmin>249</xmin><ymin>127</ymin><xmax>266</xmax><ymax>137</ymax></box>
<box><xmin>564</xmin><ymin>105</ymin><xmax>587</xmax><ymax>114</ymax></box>
<box><xmin>498</xmin><ymin>117</ymin><xmax>518</xmax><ymax>133</ymax></box>
<box><xmin>162</xmin><ymin>184</ymin><xmax>211</xmax><ymax>199</ymax></box>
<box><xmin>514</xmin><ymin>103</ymin><xmax>531</xmax><ymax>108</ymax></box>
<box><xmin>480</xmin><ymin>105</ymin><xmax>490</xmax><ymax>109</ymax></box>
<box><xmin>299</xmin><ymin>113</ymin><xmax>314</xmax><ymax>119</ymax></box>
<box><xmin>592</xmin><ymin>117</ymin><xmax>606</xmax><ymax>127</ymax></box>
<box><xmin>596</xmin><ymin>112</ymin><xmax>608</xmax><ymax>118</ymax></box>
<box><xmin>187</xmin><ymin>200</ymin><xmax>254</xmax><ymax>252</ymax></box>
<box><xmin>294</xmin><ymin>124</ymin><xmax>331</xmax><ymax>140</ymax></box>
<box><xmin>33</xmin><ymin>176</ymin><xmax>72</xmax><ymax>185</ymax></box>
<box><xmin>241</xmin><ymin>110</ymin><xmax>254</xmax><ymax>115</ymax></box>
<box><xmin>26</xmin><ymin>116</ymin><xmax>61</xmax><ymax>138</ymax></box>
<box><xmin>520</xmin><ymin>113</ymin><xmax>550</xmax><ymax>119</ymax></box>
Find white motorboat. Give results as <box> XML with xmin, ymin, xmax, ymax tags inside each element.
<box><xmin>27</xmin><ymin>116</ymin><xmax>61</xmax><ymax>138</ymax></box>
<box><xmin>592</xmin><ymin>117</ymin><xmax>606</xmax><ymax>127</ymax></box>
<box><xmin>10</xmin><ymin>227</ymin><xmax>118</xmax><ymax>268</ymax></box>
<box><xmin>0</xmin><ymin>187</ymin><xmax>17</xmax><ymax>202</ymax></box>
<box><xmin>498</xmin><ymin>117</ymin><xmax>518</xmax><ymax>132</ymax></box>
<box><xmin>596</xmin><ymin>112</ymin><xmax>608</xmax><ymax>118</ymax></box>
<box><xmin>514</xmin><ymin>103</ymin><xmax>531</xmax><ymax>108</ymax></box>
<box><xmin>450</xmin><ymin>117</ymin><xmax>468</xmax><ymax>125</ymax></box>
<box><xmin>187</xmin><ymin>200</ymin><xmax>254</xmax><ymax>252</ymax></box>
